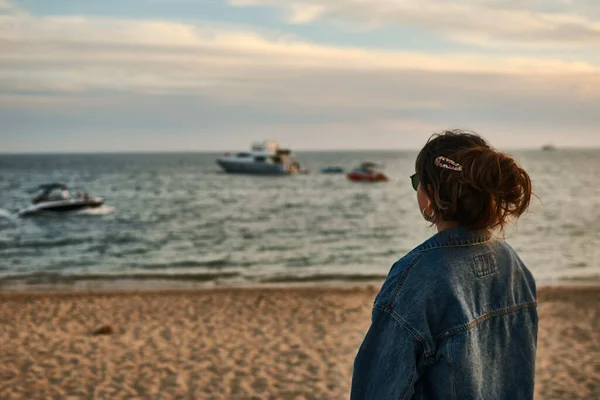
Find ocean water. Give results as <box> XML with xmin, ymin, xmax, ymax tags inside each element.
<box><xmin>0</xmin><ymin>150</ymin><xmax>599</xmax><ymax>287</ymax></box>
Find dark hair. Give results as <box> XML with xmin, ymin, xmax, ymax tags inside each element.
<box><xmin>416</xmin><ymin>129</ymin><xmax>532</xmax><ymax>231</ymax></box>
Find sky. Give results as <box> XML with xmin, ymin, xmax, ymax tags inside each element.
<box><xmin>0</xmin><ymin>0</ymin><xmax>599</xmax><ymax>152</ymax></box>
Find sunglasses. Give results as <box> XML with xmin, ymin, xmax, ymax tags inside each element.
<box><xmin>410</xmin><ymin>174</ymin><xmax>420</xmax><ymax>191</ymax></box>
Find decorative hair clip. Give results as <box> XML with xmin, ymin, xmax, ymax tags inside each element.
<box><xmin>435</xmin><ymin>156</ymin><xmax>463</xmax><ymax>172</ymax></box>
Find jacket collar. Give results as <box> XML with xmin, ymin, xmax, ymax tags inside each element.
<box><xmin>418</xmin><ymin>226</ymin><xmax>493</xmax><ymax>251</ymax></box>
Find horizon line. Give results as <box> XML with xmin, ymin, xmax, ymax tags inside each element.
<box><xmin>0</xmin><ymin>146</ymin><xmax>594</xmax><ymax>155</ymax></box>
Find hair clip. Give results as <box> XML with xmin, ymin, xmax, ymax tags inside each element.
<box><xmin>435</xmin><ymin>156</ymin><xmax>463</xmax><ymax>172</ymax></box>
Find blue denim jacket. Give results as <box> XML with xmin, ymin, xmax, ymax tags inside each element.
<box><xmin>351</xmin><ymin>227</ymin><xmax>537</xmax><ymax>399</ymax></box>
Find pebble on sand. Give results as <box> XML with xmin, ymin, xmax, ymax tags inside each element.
<box><xmin>92</xmin><ymin>325</ymin><xmax>115</xmax><ymax>335</ymax></box>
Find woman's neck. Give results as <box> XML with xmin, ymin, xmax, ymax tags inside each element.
<box><xmin>436</xmin><ymin>220</ymin><xmax>460</xmax><ymax>233</ymax></box>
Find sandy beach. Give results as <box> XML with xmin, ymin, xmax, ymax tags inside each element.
<box><xmin>0</xmin><ymin>285</ymin><xmax>598</xmax><ymax>399</ymax></box>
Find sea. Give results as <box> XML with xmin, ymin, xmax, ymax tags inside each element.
<box><xmin>0</xmin><ymin>150</ymin><xmax>599</xmax><ymax>290</ymax></box>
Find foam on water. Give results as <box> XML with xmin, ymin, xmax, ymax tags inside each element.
<box><xmin>0</xmin><ymin>208</ymin><xmax>15</xmax><ymax>217</ymax></box>
<box><xmin>0</xmin><ymin>209</ymin><xmax>17</xmax><ymax>223</ymax></box>
<box><xmin>77</xmin><ymin>205</ymin><xmax>116</xmax><ymax>216</ymax></box>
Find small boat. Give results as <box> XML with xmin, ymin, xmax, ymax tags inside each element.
<box><xmin>347</xmin><ymin>162</ymin><xmax>389</xmax><ymax>182</ymax></box>
<box><xmin>19</xmin><ymin>183</ymin><xmax>104</xmax><ymax>217</ymax></box>
<box><xmin>541</xmin><ymin>144</ymin><xmax>556</xmax><ymax>151</ymax></box>
<box><xmin>216</xmin><ymin>141</ymin><xmax>304</xmax><ymax>175</ymax></box>
<box><xmin>321</xmin><ymin>166</ymin><xmax>345</xmax><ymax>174</ymax></box>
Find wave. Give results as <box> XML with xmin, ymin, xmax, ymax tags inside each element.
<box><xmin>0</xmin><ymin>209</ymin><xmax>17</xmax><ymax>222</ymax></box>
<box><xmin>136</xmin><ymin>258</ymin><xmax>232</xmax><ymax>270</ymax></box>
<box><xmin>0</xmin><ymin>271</ymin><xmax>241</xmax><ymax>285</ymax></box>
<box><xmin>0</xmin><ymin>270</ymin><xmax>387</xmax><ymax>287</ymax></box>
<box><xmin>557</xmin><ymin>273</ymin><xmax>600</xmax><ymax>283</ymax></box>
<box><xmin>260</xmin><ymin>273</ymin><xmax>387</xmax><ymax>283</ymax></box>
<box><xmin>3</xmin><ymin>236</ymin><xmax>94</xmax><ymax>250</ymax></box>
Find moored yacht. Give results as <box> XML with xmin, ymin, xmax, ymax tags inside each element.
<box><xmin>216</xmin><ymin>141</ymin><xmax>303</xmax><ymax>175</ymax></box>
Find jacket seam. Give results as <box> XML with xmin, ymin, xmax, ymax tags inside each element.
<box><xmin>398</xmin><ymin>365</ymin><xmax>416</xmax><ymax>400</ymax></box>
<box><xmin>371</xmin><ymin>307</ymin><xmax>421</xmax><ymax>399</ymax></box>
<box><xmin>373</xmin><ymin>306</ymin><xmax>432</xmax><ymax>357</ymax></box>
<box><xmin>385</xmin><ymin>253</ymin><xmax>424</xmax><ymax>312</ymax></box>
<box><xmin>434</xmin><ymin>301</ymin><xmax>538</xmax><ymax>342</ymax></box>
<box><xmin>447</xmin><ymin>336</ymin><xmax>457</xmax><ymax>400</ymax></box>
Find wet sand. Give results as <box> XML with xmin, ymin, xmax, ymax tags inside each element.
<box><xmin>0</xmin><ymin>285</ymin><xmax>598</xmax><ymax>399</ymax></box>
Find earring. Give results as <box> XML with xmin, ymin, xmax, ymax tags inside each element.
<box><xmin>421</xmin><ymin>208</ymin><xmax>435</xmax><ymax>221</ymax></box>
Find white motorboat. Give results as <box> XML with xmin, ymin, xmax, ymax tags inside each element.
<box><xmin>19</xmin><ymin>183</ymin><xmax>105</xmax><ymax>217</ymax></box>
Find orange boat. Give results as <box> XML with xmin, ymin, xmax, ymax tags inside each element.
<box><xmin>347</xmin><ymin>162</ymin><xmax>389</xmax><ymax>182</ymax></box>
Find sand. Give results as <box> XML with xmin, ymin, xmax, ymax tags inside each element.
<box><xmin>0</xmin><ymin>285</ymin><xmax>598</xmax><ymax>399</ymax></box>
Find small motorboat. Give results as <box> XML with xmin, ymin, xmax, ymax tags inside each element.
<box><xmin>321</xmin><ymin>166</ymin><xmax>345</xmax><ymax>174</ymax></box>
<box><xmin>19</xmin><ymin>183</ymin><xmax>104</xmax><ymax>217</ymax></box>
<box><xmin>347</xmin><ymin>162</ymin><xmax>389</xmax><ymax>182</ymax></box>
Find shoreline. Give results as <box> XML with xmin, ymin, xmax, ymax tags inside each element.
<box><xmin>1</xmin><ymin>275</ymin><xmax>600</xmax><ymax>294</ymax></box>
<box><xmin>1</xmin><ymin>283</ymin><xmax>599</xmax><ymax>302</ymax></box>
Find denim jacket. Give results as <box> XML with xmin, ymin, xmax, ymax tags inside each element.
<box><xmin>351</xmin><ymin>227</ymin><xmax>537</xmax><ymax>400</ymax></box>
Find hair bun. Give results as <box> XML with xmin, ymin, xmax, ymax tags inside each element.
<box><xmin>449</xmin><ymin>147</ymin><xmax>532</xmax><ymax>230</ymax></box>
<box><xmin>415</xmin><ymin>130</ymin><xmax>533</xmax><ymax>231</ymax></box>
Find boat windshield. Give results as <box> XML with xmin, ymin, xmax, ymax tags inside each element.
<box><xmin>33</xmin><ymin>189</ymin><xmax>68</xmax><ymax>203</ymax></box>
<box><xmin>357</xmin><ymin>162</ymin><xmax>378</xmax><ymax>173</ymax></box>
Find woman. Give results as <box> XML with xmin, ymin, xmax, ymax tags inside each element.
<box><xmin>351</xmin><ymin>130</ymin><xmax>537</xmax><ymax>399</ymax></box>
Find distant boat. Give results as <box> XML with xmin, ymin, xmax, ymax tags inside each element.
<box><xmin>541</xmin><ymin>144</ymin><xmax>557</xmax><ymax>151</ymax></box>
<box><xmin>19</xmin><ymin>183</ymin><xmax>104</xmax><ymax>217</ymax></box>
<box><xmin>321</xmin><ymin>166</ymin><xmax>345</xmax><ymax>174</ymax></box>
<box><xmin>347</xmin><ymin>162</ymin><xmax>389</xmax><ymax>182</ymax></box>
<box><xmin>216</xmin><ymin>141</ymin><xmax>304</xmax><ymax>175</ymax></box>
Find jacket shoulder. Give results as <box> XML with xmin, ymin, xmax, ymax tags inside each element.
<box><xmin>374</xmin><ymin>249</ymin><xmax>428</xmax><ymax>310</ymax></box>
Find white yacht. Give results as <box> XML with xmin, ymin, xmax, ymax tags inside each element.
<box><xmin>216</xmin><ymin>141</ymin><xmax>302</xmax><ymax>175</ymax></box>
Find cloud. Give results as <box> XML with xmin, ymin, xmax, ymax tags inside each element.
<box><xmin>0</xmin><ymin>0</ymin><xmax>599</xmax><ymax>151</ymax></box>
<box><xmin>229</xmin><ymin>0</ymin><xmax>600</xmax><ymax>48</ymax></box>
<box><xmin>1</xmin><ymin>5</ymin><xmax>597</xmax><ymax>93</ymax></box>
<box><xmin>1</xmin><ymin>9</ymin><xmax>598</xmax><ymax>112</ymax></box>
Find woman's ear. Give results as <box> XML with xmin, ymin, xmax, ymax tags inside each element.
<box><xmin>426</xmin><ymin>185</ymin><xmax>436</xmax><ymax>207</ymax></box>
<box><xmin>417</xmin><ymin>183</ymin><xmax>433</xmax><ymax>211</ymax></box>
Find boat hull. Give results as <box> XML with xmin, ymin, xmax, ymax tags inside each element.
<box><xmin>19</xmin><ymin>198</ymin><xmax>105</xmax><ymax>217</ymax></box>
<box><xmin>217</xmin><ymin>159</ymin><xmax>287</xmax><ymax>175</ymax></box>
<box><xmin>347</xmin><ymin>172</ymin><xmax>389</xmax><ymax>182</ymax></box>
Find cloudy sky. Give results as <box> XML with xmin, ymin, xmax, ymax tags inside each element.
<box><xmin>0</xmin><ymin>0</ymin><xmax>599</xmax><ymax>152</ymax></box>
